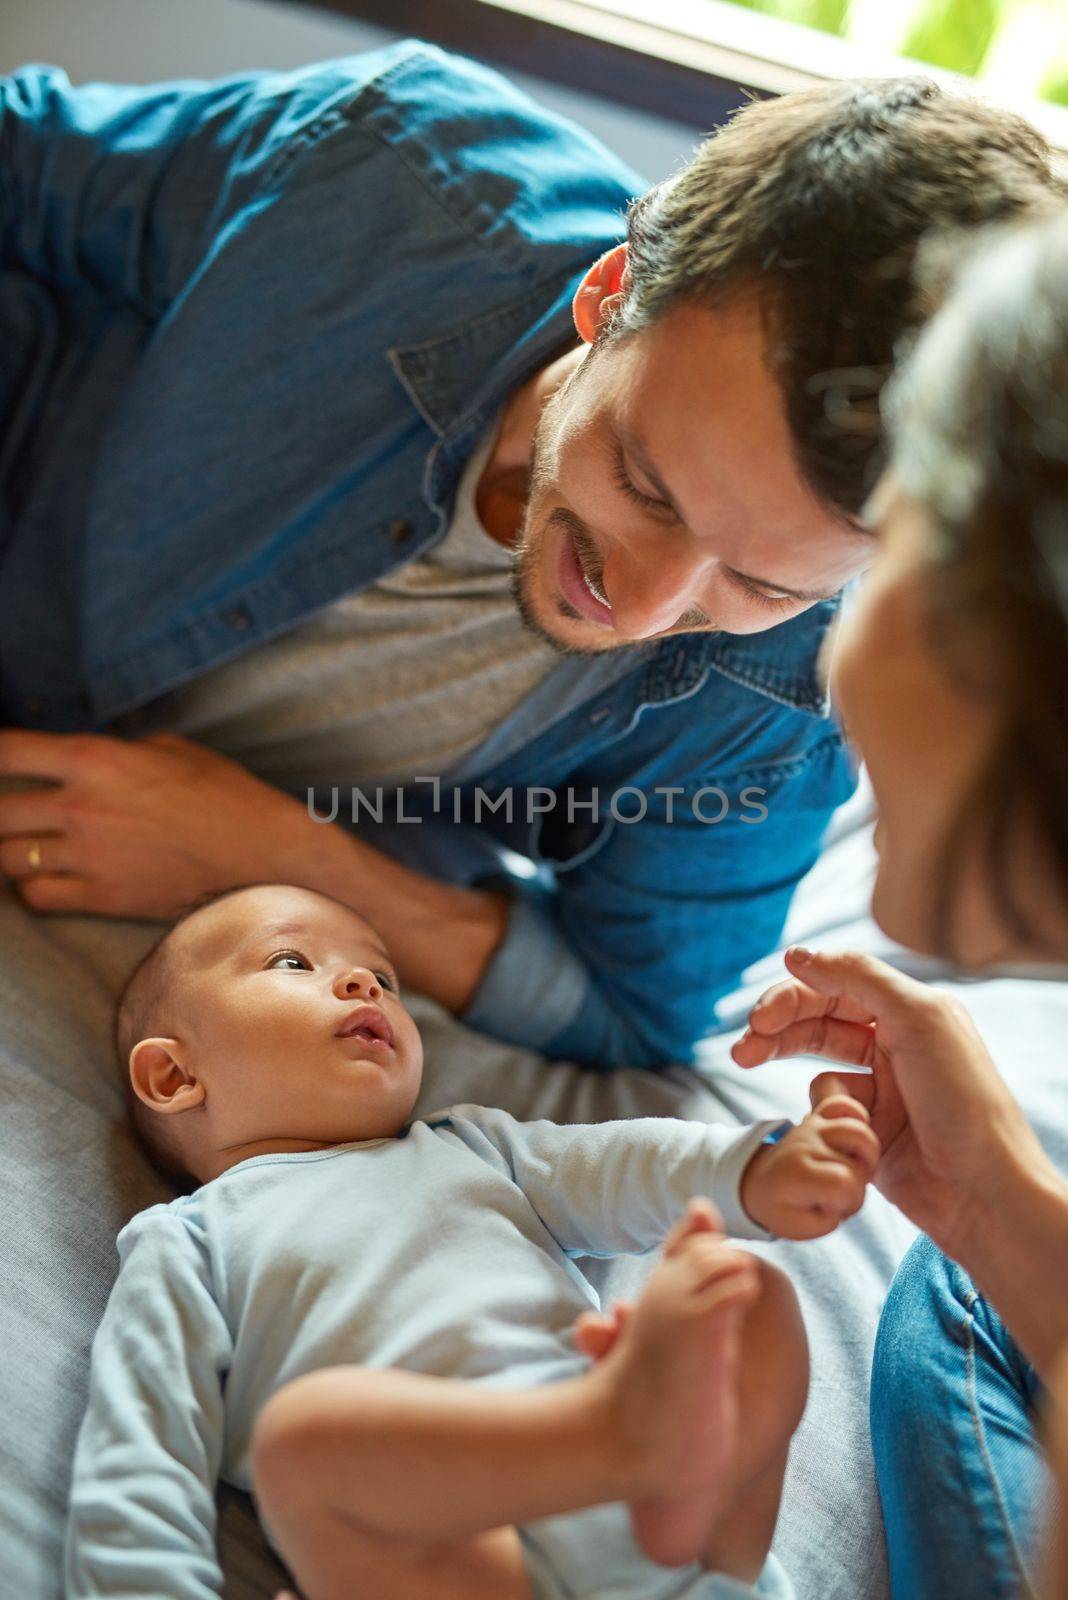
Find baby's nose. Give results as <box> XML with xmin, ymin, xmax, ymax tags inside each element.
<box><xmin>333</xmin><ymin>968</ymin><xmax>381</xmax><ymax>999</ymax></box>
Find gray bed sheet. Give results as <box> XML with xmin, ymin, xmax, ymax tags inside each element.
<box><xmin>2</xmin><ymin>775</ymin><xmax>1066</xmax><ymax>1599</ymax></box>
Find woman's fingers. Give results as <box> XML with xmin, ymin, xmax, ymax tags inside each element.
<box><xmin>782</xmin><ymin>948</ymin><xmax>929</xmax><ymax>1023</ymax></box>
<box><xmin>746</xmin><ymin>971</ymin><xmax>877</xmax><ymax>1032</ymax></box>
<box><xmin>732</xmin><ymin>1013</ymin><xmax>876</xmax><ymax>1069</ymax></box>
<box><xmin>735</xmin><ymin>949</ymin><xmax>946</xmax><ymax>1070</ymax></box>
<box><xmin>809</xmin><ymin>1071</ymin><xmax>877</xmax><ymax>1116</ymax></box>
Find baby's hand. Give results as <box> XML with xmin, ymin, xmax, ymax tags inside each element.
<box><xmin>740</xmin><ymin>1091</ymin><xmax>880</xmax><ymax>1239</ymax></box>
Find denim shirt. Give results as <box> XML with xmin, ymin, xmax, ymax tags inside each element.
<box><xmin>0</xmin><ymin>40</ymin><xmax>854</xmax><ymax>1068</ymax></box>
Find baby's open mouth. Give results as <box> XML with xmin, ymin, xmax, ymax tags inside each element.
<box><xmin>335</xmin><ymin>1005</ymin><xmax>395</xmax><ymax>1049</ymax></box>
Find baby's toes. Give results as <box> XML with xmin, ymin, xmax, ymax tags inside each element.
<box><xmin>678</xmin><ymin>1236</ymin><xmax>758</xmax><ymax>1298</ymax></box>
<box><xmin>663</xmin><ymin>1198</ymin><xmax>724</xmax><ymax>1258</ymax></box>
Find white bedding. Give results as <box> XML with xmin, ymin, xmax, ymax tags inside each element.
<box><xmin>2</xmin><ymin>772</ymin><xmax>1066</xmax><ymax>1598</ymax></box>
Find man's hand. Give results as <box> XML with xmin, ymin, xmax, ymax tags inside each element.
<box><xmin>740</xmin><ymin>1090</ymin><xmax>880</xmax><ymax>1240</ymax></box>
<box><xmin>0</xmin><ymin>726</ymin><xmax>508</xmax><ymax>1013</ymax></box>
<box><xmin>0</xmin><ymin>728</ymin><xmax>337</xmax><ymax>918</ymax></box>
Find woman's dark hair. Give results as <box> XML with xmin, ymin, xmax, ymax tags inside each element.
<box><xmin>885</xmin><ymin>209</ymin><xmax>1068</xmax><ymax>954</ymax></box>
<box><xmin>616</xmin><ymin>77</ymin><xmax>1064</xmax><ymax>516</ymax></box>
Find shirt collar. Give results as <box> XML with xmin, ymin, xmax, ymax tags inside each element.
<box><xmin>388</xmin><ymin>267</ymin><xmax>582</xmax><ymax>443</ymax></box>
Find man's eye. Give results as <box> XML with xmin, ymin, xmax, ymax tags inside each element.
<box><xmin>728</xmin><ymin>571</ymin><xmax>796</xmax><ymax>611</ymax></box>
<box><xmin>611</xmin><ymin>442</ymin><xmax>673</xmax><ymax>516</ymax></box>
<box><xmin>266</xmin><ymin>950</ymin><xmax>312</xmax><ymax>971</ymax></box>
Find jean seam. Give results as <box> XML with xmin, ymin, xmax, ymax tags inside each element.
<box><xmin>965</xmin><ymin>1301</ymin><xmax>1040</xmax><ymax>1599</ymax></box>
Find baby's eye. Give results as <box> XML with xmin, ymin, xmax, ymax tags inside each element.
<box><xmin>266</xmin><ymin>949</ymin><xmax>312</xmax><ymax>971</ymax></box>
<box><xmin>375</xmin><ymin>971</ymin><xmax>396</xmax><ymax>992</ymax></box>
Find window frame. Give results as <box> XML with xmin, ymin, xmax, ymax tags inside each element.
<box><xmin>309</xmin><ymin>0</ymin><xmax>1068</xmax><ymax>151</ymax></box>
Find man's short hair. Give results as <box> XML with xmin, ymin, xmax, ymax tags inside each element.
<box><xmin>615</xmin><ymin>76</ymin><xmax>1066</xmax><ymax>515</ymax></box>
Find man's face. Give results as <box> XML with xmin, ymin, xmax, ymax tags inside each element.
<box><xmin>173</xmin><ymin>885</ymin><xmax>424</xmax><ymax>1150</ymax></box>
<box><xmin>511</xmin><ymin>292</ymin><xmax>872</xmax><ymax>653</ymax></box>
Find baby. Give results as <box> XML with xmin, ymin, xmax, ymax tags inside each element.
<box><xmin>65</xmin><ymin>883</ymin><xmax>880</xmax><ymax>1600</ymax></box>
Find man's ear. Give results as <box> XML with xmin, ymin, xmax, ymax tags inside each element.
<box><xmin>129</xmin><ymin>1038</ymin><xmax>205</xmax><ymax>1116</ymax></box>
<box><xmin>572</xmin><ymin>243</ymin><xmax>629</xmax><ymax>345</ymax></box>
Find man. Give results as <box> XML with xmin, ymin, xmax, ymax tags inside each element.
<box><xmin>0</xmin><ymin>41</ymin><xmax>1059</xmax><ymax>1067</ymax></box>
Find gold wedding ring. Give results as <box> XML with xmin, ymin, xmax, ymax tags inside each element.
<box><xmin>25</xmin><ymin>840</ymin><xmax>43</xmax><ymax>873</ymax></box>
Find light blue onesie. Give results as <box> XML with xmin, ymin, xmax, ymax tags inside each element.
<box><xmin>65</xmin><ymin>1105</ymin><xmax>796</xmax><ymax>1600</ymax></box>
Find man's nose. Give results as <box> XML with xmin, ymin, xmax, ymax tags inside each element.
<box><xmin>604</xmin><ymin>549</ymin><xmax>706</xmax><ymax>640</ymax></box>
<box><xmin>332</xmin><ymin>968</ymin><xmax>382</xmax><ymax>1001</ymax></box>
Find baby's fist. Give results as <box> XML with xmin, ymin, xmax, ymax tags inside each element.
<box><xmin>741</xmin><ymin>1093</ymin><xmax>880</xmax><ymax>1240</ymax></box>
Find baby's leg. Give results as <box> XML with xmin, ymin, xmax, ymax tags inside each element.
<box><xmin>575</xmin><ymin>1200</ymin><xmax>808</xmax><ymax>1580</ymax></box>
<box><xmin>252</xmin><ymin>1363</ymin><xmax>623</xmax><ymax>1600</ymax></box>
<box><xmin>696</xmin><ymin>1252</ymin><xmax>808</xmax><ymax>1580</ymax></box>
<box><xmin>251</xmin><ymin>1220</ymin><xmax>763</xmax><ymax>1600</ymax></box>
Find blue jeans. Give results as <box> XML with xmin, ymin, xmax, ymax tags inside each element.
<box><xmin>871</xmin><ymin>1234</ymin><xmax>1048</xmax><ymax>1599</ymax></box>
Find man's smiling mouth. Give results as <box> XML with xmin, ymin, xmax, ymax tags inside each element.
<box><xmin>577</xmin><ymin>546</ymin><xmax>610</xmax><ymax>606</ymax></box>
<box><xmin>557</xmin><ymin>525</ymin><xmax>614</xmax><ymax>624</ymax></box>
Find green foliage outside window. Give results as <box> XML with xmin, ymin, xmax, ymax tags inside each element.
<box><xmin>726</xmin><ymin>0</ymin><xmax>1068</xmax><ymax>106</ymax></box>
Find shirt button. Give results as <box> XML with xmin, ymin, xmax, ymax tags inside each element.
<box><xmin>388</xmin><ymin>519</ymin><xmax>412</xmax><ymax>543</ymax></box>
<box><xmin>226</xmin><ymin>605</ymin><xmax>252</xmax><ymax>631</ymax></box>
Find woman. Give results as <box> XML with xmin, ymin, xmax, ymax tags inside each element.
<box><xmin>731</xmin><ymin>208</ymin><xmax>1068</xmax><ymax>1598</ymax></box>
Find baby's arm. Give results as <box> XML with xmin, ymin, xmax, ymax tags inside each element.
<box><xmin>440</xmin><ymin>1106</ymin><xmax>807</xmax><ymax>1254</ymax></box>
<box><xmin>65</xmin><ymin>1206</ymin><xmax>233</xmax><ymax>1600</ymax></box>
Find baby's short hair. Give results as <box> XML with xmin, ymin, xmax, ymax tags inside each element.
<box><xmin>116</xmin><ymin>885</ymin><xmax>268</xmax><ymax>1190</ymax></box>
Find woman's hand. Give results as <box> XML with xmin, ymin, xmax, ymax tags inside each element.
<box><xmin>0</xmin><ymin>728</ymin><xmax>335</xmax><ymax>919</ymax></box>
<box><xmin>731</xmin><ymin>946</ymin><xmax>1052</xmax><ymax>1262</ymax></box>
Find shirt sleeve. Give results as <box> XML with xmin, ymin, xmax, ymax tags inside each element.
<box><xmin>0</xmin><ymin>55</ymin><xmax>392</xmax><ymax>317</ymax></box>
<box><xmin>444</xmin><ymin>1105</ymin><xmax>792</xmax><ymax>1250</ymax></box>
<box><xmin>64</xmin><ymin>1203</ymin><xmax>233</xmax><ymax>1600</ymax></box>
<box><xmin>460</xmin><ymin>725</ymin><xmax>855</xmax><ymax>1070</ymax></box>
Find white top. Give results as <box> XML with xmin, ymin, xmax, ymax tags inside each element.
<box><xmin>111</xmin><ymin>418</ymin><xmax>562</xmax><ymax>790</ymax></box>
<box><xmin>65</xmin><ymin>1104</ymin><xmax>784</xmax><ymax>1600</ymax></box>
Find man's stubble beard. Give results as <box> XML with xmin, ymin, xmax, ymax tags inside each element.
<box><xmin>507</xmin><ymin>357</ymin><xmax>620</xmax><ymax>659</ymax></box>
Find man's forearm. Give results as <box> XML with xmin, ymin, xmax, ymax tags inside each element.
<box><xmin>295</xmin><ymin>818</ymin><xmax>510</xmax><ymax>1014</ymax></box>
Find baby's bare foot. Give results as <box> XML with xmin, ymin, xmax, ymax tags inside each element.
<box><xmin>600</xmin><ymin>1200</ymin><xmax>759</xmax><ymax>1568</ymax></box>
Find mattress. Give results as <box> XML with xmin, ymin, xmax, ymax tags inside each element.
<box><xmin>2</xmin><ymin>773</ymin><xmax>1065</xmax><ymax>1598</ymax></box>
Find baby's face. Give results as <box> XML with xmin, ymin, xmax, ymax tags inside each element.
<box><xmin>167</xmin><ymin>886</ymin><xmax>423</xmax><ymax>1156</ymax></box>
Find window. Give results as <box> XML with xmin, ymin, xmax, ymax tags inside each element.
<box><xmin>691</xmin><ymin>0</ymin><xmax>1068</xmax><ymax>107</ymax></box>
<box><xmin>328</xmin><ymin>0</ymin><xmax>1068</xmax><ymax>148</ymax></box>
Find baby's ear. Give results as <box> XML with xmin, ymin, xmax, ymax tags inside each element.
<box><xmin>129</xmin><ymin>1038</ymin><xmax>205</xmax><ymax>1116</ymax></box>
